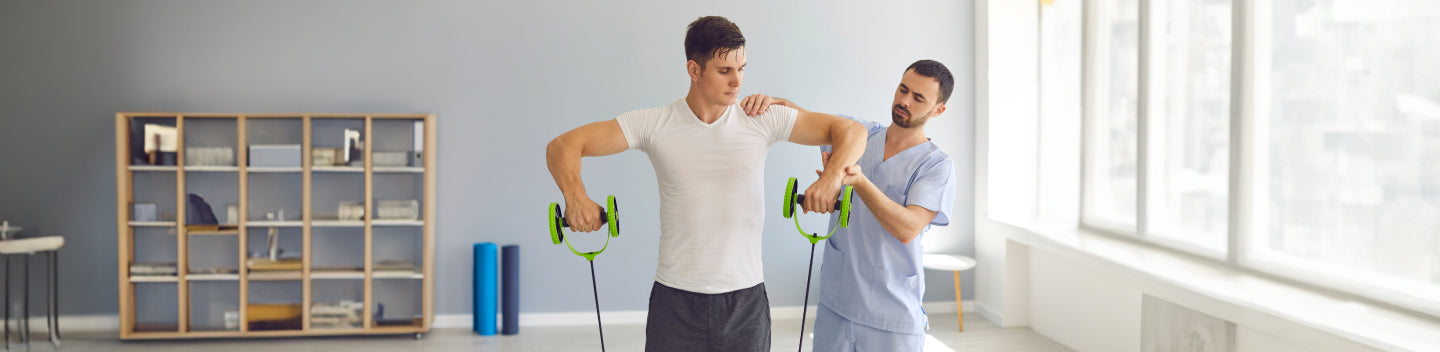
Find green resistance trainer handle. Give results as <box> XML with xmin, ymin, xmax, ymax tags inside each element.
<box><xmin>548</xmin><ymin>195</ymin><xmax>620</xmax><ymax>261</ymax></box>
<box><xmin>780</xmin><ymin>177</ymin><xmax>853</xmax><ymax>244</ymax></box>
<box><xmin>794</xmin><ymin>194</ymin><xmax>845</xmax><ymax>212</ymax></box>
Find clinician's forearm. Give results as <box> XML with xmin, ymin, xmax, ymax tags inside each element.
<box><xmin>545</xmin><ymin>136</ymin><xmax>588</xmax><ymax>201</ymax></box>
<box><xmin>852</xmin><ymin>176</ymin><xmax>927</xmax><ymax>244</ymax></box>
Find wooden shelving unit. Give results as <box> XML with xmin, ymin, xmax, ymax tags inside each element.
<box><xmin>116</xmin><ymin>113</ymin><xmax>436</xmax><ymax>339</ymax></box>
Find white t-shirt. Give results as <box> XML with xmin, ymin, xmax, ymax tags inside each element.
<box><xmin>616</xmin><ymin>98</ymin><xmax>798</xmax><ymax>294</ymax></box>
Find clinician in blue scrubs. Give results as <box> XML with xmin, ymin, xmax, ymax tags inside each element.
<box><xmin>742</xmin><ymin>59</ymin><xmax>958</xmax><ymax>351</ymax></box>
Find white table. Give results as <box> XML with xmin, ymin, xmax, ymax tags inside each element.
<box><xmin>922</xmin><ymin>254</ymin><xmax>976</xmax><ymax>331</ymax></box>
<box><xmin>0</xmin><ymin>236</ymin><xmax>64</xmax><ymax>347</ymax></box>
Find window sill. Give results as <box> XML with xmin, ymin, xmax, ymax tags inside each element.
<box><xmin>996</xmin><ymin>218</ymin><xmax>1440</xmax><ymax>352</ymax></box>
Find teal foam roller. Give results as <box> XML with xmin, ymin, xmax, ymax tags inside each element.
<box><xmin>475</xmin><ymin>243</ymin><xmax>498</xmax><ymax>335</ymax></box>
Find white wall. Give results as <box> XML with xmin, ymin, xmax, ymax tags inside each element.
<box><xmin>973</xmin><ymin>0</ymin><xmax>1041</xmax><ymax>327</ymax></box>
<box><xmin>1025</xmin><ymin>243</ymin><xmax>1380</xmax><ymax>352</ymax></box>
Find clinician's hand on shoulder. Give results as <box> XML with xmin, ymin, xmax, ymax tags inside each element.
<box><xmin>815</xmin><ymin>151</ymin><xmax>865</xmax><ymax>187</ymax></box>
<box><xmin>564</xmin><ymin>195</ymin><xmax>604</xmax><ymax>233</ymax></box>
<box><xmin>740</xmin><ymin>94</ymin><xmax>797</xmax><ymax>116</ymax></box>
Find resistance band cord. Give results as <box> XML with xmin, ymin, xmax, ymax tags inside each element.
<box><xmin>589</xmin><ymin>260</ymin><xmax>605</xmax><ymax>352</ymax></box>
<box><xmin>798</xmin><ymin>241</ymin><xmax>817</xmax><ymax>352</ymax></box>
<box><xmin>797</xmin><ymin>214</ymin><xmax>845</xmax><ymax>352</ymax></box>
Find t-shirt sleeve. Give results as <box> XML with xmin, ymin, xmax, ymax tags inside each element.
<box><xmin>820</xmin><ymin>114</ymin><xmax>884</xmax><ymax>153</ymax></box>
<box><xmin>615</xmin><ymin>108</ymin><xmax>660</xmax><ymax>152</ymax></box>
<box><xmin>905</xmin><ymin>157</ymin><xmax>957</xmax><ymax>226</ymax></box>
<box><xmin>759</xmin><ymin>105</ymin><xmax>799</xmax><ymax>145</ymax></box>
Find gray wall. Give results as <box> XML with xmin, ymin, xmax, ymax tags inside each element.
<box><xmin>0</xmin><ymin>0</ymin><xmax>974</xmax><ymax>317</ymax></box>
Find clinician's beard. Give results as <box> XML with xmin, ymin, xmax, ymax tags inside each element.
<box><xmin>891</xmin><ymin>104</ymin><xmax>929</xmax><ymax>128</ymax></box>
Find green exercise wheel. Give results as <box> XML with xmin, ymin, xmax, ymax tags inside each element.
<box><xmin>782</xmin><ymin>176</ymin><xmax>854</xmax><ymax>352</ymax></box>
<box><xmin>547</xmin><ymin>195</ymin><xmax>620</xmax><ymax>261</ymax></box>
<box><xmin>780</xmin><ymin>177</ymin><xmax>854</xmax><ymax>244</ymax></box>
<box><xmin>546</xmin><ymin>195</ymin><xmax>621</xmax><ymax>351</ymax></box>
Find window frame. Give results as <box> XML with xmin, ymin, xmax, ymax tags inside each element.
<box><xmin>1058</xmin><ymin>0</ymin><xmax>1440</xmax><ymax>318</ymax></box>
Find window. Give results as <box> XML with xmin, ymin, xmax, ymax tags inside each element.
<box><xmin>1252</xmin><ymin>0</ymin><xmax>1440</xmax><ymax>315</ymax></box>
<box><xmin>1078</xmin><ymin>0</ymin><xmax>1232</xmax><ymax>255</ymax></box>
<box><xmin>1147</xmin><ymin>0</ymin><xmax>1231</xmax><ymax>252</ymax></box>
<box><xmin>1084</xmin><ymin>0</ymin><xmax>1141</xmax><ymax>232</ymax></box>
<box><xmin>1034</xmin><ymin>0</ymin><xmax>1440</xmax><ymax>317</ymax></box>
<box><xmin>1039</xmin><ymin>0</ymin><xmax>1083</xmax><ymax>223</ymax></box>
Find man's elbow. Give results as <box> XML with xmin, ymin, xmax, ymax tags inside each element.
<box><xmin>840</xmin><ymin>120</ymin><xmax>865</xmax><ymax>143</ymax></box>
<box><xmin>820</xmin><ymin>120</ymin><xmax>863</xmax><ymax>146</ymax></box>
<box><xmin>546</xmin><ymin>135</ymin><xmax>571</xmax><ymax>159</ymax></box>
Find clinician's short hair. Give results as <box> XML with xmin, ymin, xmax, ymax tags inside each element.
<box><xmin>906</xmin><ymin>60</ymin><xmax>955</xmax><ymax>104</ymax></box>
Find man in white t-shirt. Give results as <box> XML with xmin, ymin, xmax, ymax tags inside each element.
<box><xmin>543</xmin><ymin>16</ymin><xmax>867</xmax><ymax>351</ymax></box>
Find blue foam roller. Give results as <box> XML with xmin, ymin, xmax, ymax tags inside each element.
<box><xmin>475</xmin><ymin>243</ymin><xmax>498</xmax><ymax>335</ymax></box>
<box><xmin>501</xmin><ymin>245</ymin><xmax>520</xmax><ymax>335</ymax></box>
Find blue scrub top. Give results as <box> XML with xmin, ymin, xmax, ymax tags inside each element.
<box><xmin>817</xmin><ymin>116</ymin><xmax>956</xmax><ymax>334</ymax></box>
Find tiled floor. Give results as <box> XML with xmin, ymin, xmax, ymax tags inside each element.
<box><xmin>41</xmin><ymin>313</ymin><xmax>1072</xmax><ymax>351</ymax></box>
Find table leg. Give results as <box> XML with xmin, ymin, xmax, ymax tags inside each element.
<box><xmin>22</xmin><ymin>254</ymin><xmax>29</xmax><ymax>344</ymax></box>
<box><xmin>3</xmin><ymin>254</ymin><xmax>8</xmax><ymax>348</ymax></box>
<box><xmin>954</xmin><ymin>270</ymin><xmax>963</xmax><ymax>331</ymax></box>
<box><xmin>48</xmin><ymin>251</ymin><xmax>58</xmax><ymax>345</ymax></box>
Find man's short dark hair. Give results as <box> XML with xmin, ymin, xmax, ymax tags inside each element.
<box><xmin>685</xmin><ymin>16</ymin><xmax>745</xmax><ymax>69</ymax></box>
<box><xmin>906</xmin><ymin>60</ymin><xmax>955</xmax><ymax>104</ymax></box>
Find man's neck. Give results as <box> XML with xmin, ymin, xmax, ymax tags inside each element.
<box><xmin>883</xmin><ymin>124</ymin><xmax>928</xmax><ymax>160</ymax></box>
<box><xmin>685</xmin><ymin>89</ymin><xmax>727</xmax><ymax>124</ymax></box>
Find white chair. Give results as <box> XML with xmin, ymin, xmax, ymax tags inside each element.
<box><xmin>922</xmin><ymin>253</ymin><xmax>976</xmax><ymax>331</ymax></box>
<box><xmin>0</xmin><ymin>235</ymin><xmax>64</xmax><ymax>347</ymax></box>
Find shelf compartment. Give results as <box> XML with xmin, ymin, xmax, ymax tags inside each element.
<box><xmin>311</xmin><ymin>280</ymin><xmax>364</xmax><ymax>329</ymax></box>
<box><xmin>189</xmin><ymin>281</ymin><xmax>240</xmax><ymax>332</ymax></box>
<box><xmin>310</xmin><ymin>118</ymin><xmax>365</xmax><ymax>169</ymax></box>
<box><xmin>247</xmin><ymin>281</ymin><xmax>303</xmax><ymax>331</ymax></box>
<box><xmin>371</xmin><ymin>118</ymin><xmax>425</xmax><ymax>169</ymax></box>
<box><xmin>372</xmin><ymin>227</ymin><xmax>422</xmax><ymax>279</ymax></box>
<box><xmin>371</xmin><ymin>279</ymin><xmax>423</xmax><ymax>329</ymax></box>
<box><xmin>181</xmin><ymin>117</ymin><xmax>239</xmax><ymax>168</ymax></box>
<box><xmin>312</xmin><ymin>227</ymin><xmax>364</xmax><ymax>278</ymax></box>
<box><xmin>129</xmin><ymin>170</ymin><xmax>178</xmax><ymax>224</ymax></box>
<box><xmin>183</xmin><ymin>171</ymin><xmax>239</xmax><ymax>227</ymax></box>
<box><xmin>125</xmin><ymin>116</ymin><xmax>178</xmax><ymax>167</ymax></box>
<box><xmin>132</xmin><ymin>282</ymin><xmax>179</xmax><ymax>333</ymax></box>
<box><xmin>247</xmin><ymin>172</ymin><xmax>301</xmax><ymax>224</ymax></box>
<box><xmin>189</xmin><ymin>233</ymin><xmax>239</xmax><ymax>284</ymax></box>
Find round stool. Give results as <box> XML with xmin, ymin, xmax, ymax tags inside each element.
<box><xmin>922</xmin><ymin>254</ymin><xmax>975</xmax><ymax>331</ymax></box>
<box><xmin>0</xmin><ymin>236</ymin><xmax>64</xmax><ymax>347</ymax></box>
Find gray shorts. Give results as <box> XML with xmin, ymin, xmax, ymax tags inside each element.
<box><xmin>645</xmin><ymin>281</ymin><xmax>771</xmax><ymax>352</ymax></box>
